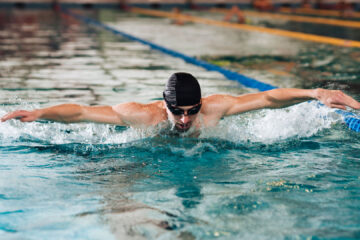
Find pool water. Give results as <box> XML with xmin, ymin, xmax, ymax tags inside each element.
<box><xmin>0</xmin><ymin>8</ymin><xmax>360</xmax><ymax>240</ymax></box>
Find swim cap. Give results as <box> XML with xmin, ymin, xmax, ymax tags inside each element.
<box><xmin>163</xmin><ymin>72</ymin><xmax>201</xmax><ymax>106</ymax></box>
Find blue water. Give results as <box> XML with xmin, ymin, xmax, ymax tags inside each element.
<box><xmin>0</xmin><ymin>8</ymin><xmax>360</xmax><ymax>240</ymax></box>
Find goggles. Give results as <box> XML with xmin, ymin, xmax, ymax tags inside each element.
<box><xmin>166</xmin><ymin>102</ymin><xmax>202</xmax><ymax>116</ymax></box>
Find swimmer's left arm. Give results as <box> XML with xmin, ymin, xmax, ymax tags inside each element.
<box><xmin>264</xmin><ymin>88</ymin><xmax>360</xmax><ymax>110</ymax></box>
<box><xmin>216</xmin><ymin>88</ymin><xmax>360</xmax><ymax>116</ymax></box>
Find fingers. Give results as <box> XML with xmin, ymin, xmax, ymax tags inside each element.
<box><xmin>329</xmin><ymin>90</ymin><xmax>360</xmax><ymax>110</ymax></box>
<box><xmin>1</xmin><ymin>110</ymin><xmax>29</xmax><ymax>122</ymax></box>
<box><xmin>19</xmin><ymin>116</ymin><xmax>30</xmax><ymax>122</ymax></box>
<box><xmin>343</xmin><ymin>94</ymin><xmax>360</xmax><ymax>110</ymax></box>
<box><xmin>1</xmin><ymin>112</ymin><xmax>15</xmax><ymax>122</ymax></box>
<box><xmin>330</xmin><ymin>104</ymin><xmax>347</xmax><ymax>110</ymax></box>
<box><xmin>20</xmin><ymin>115</ymin><xmax>36</xmax><ymax>122</ymax></box>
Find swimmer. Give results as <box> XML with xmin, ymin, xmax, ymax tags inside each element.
<box><xmin>1</xmin><ymin>72</ymin><xmax>360</xmax><ymax>134</ymax></box>
<box><xmin>171</xmin><ymin>7</ymin><xmax>185</xmax><ymax>26</ymax></box>
<box><xmin>253</xmin><ymin>0</ymin><xmax>274</xmax><ymax>11</ymax></box>
<box><xmin>223</xmin><ymin>6</ymin><xmax>246</xmax><ymax>24</ymax></box>
<box><xmin>301</xmin><ymin>0</ymin><xmax>312</xmax><ymax>9</ymax></box>
<box><xmin>336</xmin><ymin>0</ymin><xmax>354</xmax><ymax>18</ymax></box>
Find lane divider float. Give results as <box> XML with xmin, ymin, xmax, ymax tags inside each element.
<box><xmin>279</xmin><ymin>7</ymin><xmax>360</xmax><ymax>18</ymax></box>
<box><xmin>211</xmin><ymin>8</ymin><xmax>360</xmax><ymax>28</ymax></box>
<box><xmin>130</xmin><ymin>7</ymin><xmax>360</xmax><ymax>48</ymax></box>
<box><xmin>62</xmin><ymin>9</ymin><xmax>360</xmax><ymax>132</ymax></box>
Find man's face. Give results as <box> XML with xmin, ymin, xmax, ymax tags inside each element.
<box><xmin>166</xmin><ymin>103</ymin><xmax>201</xmax><ymax>132</ymax></box>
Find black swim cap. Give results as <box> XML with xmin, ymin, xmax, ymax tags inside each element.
<box><xmin>163</xmin><ymin>72</ymin><xmax>201</xmax><ymax>106</ymax></box>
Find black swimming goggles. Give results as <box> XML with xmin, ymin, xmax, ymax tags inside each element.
<box><xmin>165</xmin><ymin>101</ymin><xmax>202</xmax><ymax>116</ymax></box>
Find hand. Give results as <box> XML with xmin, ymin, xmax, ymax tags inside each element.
<box><xmin>315</xmin><ymin>88</ymin><xmax>360</xmax><ymax>110</ymax></box>
<box><xmin>1</xmin><ymin>110</ymin><xmax>40</xmax><ymax>123</ymax></box>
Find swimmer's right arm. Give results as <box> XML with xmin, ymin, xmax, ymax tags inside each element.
<box><xmin>1</xmin><ymin>104</ymin><xmax>127</xmax><ymax>125</ymax></box>
<box><xmin>1</xmin><ymin>102</ymin><xmax>157</xmax><ymax>126</ymax></box>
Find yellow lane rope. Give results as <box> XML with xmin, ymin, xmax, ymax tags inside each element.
<box><xmin>279</xmin><ymin>7</ymin><xmax>360</xmax><ymax>18</ymax></box>
<box><xmin>130</xmin><ymin>7</ymin><xmax>360</xmax><ymax>48</ymax></box>
<box><xmin>211</xmin><ymin>8</ymin><xmax>360</xmax><ymax>28</ymax></box>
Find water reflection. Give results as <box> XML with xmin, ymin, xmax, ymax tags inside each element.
<box><xmin>202</xmin><ymin>45</ymin><xmax>360</xmax><ymax>94</ymax></box>
<box><xmin>1</xmin><ymin>7</ymin><xmax>360</xmax><ymax>240</ymax></box>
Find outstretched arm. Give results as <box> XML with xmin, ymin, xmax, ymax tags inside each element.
<box><xmin>260</xmin><ymin>88</ymin><xmax>360</xmax><ymax>110</ymax></box>
<box><xmin>207</xmin><ymin>88</ymin><xmax>360</xmax><ymax>117</ymax></box>
<box><xmin>1</xmin><ymin>104</ymin><xmax>124</xmax><ymax>124</ymax></box>
<box><xmin>1</xmin><ymin>102</ymin><xmax>159</xmax><ymax>126</ymax></box>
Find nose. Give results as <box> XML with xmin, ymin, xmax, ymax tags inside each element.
<box><xmin>180</xmin><ymin>114</ymin><xmax>190</xmax><ymax>124</ymax></box>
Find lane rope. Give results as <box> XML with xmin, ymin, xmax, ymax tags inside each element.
<box><xmin>211</xmin><ymin>8</ymin><xmax>360</xmax><ymax>28</ymax></box>
<box><xmin>130</xmin><ymin>7</ymin><xmax>360</xmax><ymax>48</ymax></box>
<box><xmin>279</xmin><ymin>7</ymin><xmax>360</xmax><ymax>18</ymax></box>
<box><xmin>62</xmin><ymin>9</ymin><xmax>360</xmax><ymax>132</ymax></box>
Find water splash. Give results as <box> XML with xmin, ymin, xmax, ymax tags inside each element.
<box><xmin>0</xmin><ymin>101</ymin><xmax>344</xmax><ymax>153</ymax></box>
<box><xmin>201</xmin><ymin>101</ymin><xmax>342</xmax><ymax>144</ymax></box>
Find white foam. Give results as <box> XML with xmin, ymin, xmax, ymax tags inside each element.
<box><xmin>0</xmin><ymin>101</ymin><xmax>343</xmax><ymax>147</ymax></box>
<box><xmin>0</xmin><ymin>102</ymin><xmax>149</xmax><ymax>146</ymax></box>
<box><xmin>200</xmin><ymin>101</ymin><xmax>342</xmax><ymax>144</ymax></box>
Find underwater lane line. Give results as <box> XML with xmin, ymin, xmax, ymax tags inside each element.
<box><xmin>62</xmin><ymin>10</ymin><xmax>360</xmax><ymax>132</ymax></box>
<box><xmin>211</xmin><ymin>8</ymin><xmax>360</xmax><ymax>28</ymax></box>
<box><xmin>279</xmin><ymin>7</ymin><xmax>360</xmax><ymax>18</ymax></box>
<box><xmin>130</xmin><ymin>7</ymin><xmax>360</xmax><ymax>48</ymax></box>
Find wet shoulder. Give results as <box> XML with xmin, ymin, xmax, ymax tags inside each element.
<box><xmin>201</xmin><ymin>94</ymin><xmax>232</xmax><ymax>116</ymax></box>
<box><xmin>143</xmin><ymin>101</ymin><xmax>167</xmax><ymax>125</ymax></box>
<box><xmin>119</xmin><ymin>101</ymin><xmax>164</xmax><ymax>113</ymax></box>
<box><xmin>113</xmin><ymin>101</ymin><xmax>166</xmax><ymax>126</ymax></box>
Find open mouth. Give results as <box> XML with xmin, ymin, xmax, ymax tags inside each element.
<box><xmin>175</xmin><ymin>122</ymin><xmax>191</xmax><ymax>131</ymax></box>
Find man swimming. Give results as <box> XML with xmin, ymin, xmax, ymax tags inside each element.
<box><xmin>1</xmin><ymin>72</ymin><xmax>360</xmax><ymax>134</ymax></box>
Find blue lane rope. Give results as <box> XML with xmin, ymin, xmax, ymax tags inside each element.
<box><xmin>337</xmin><ymin>109</ymin><xmax>360</xmax><ymax>132</ymax></box>
<box><xmin>63</xmin><ymin>10</ymin><xmax>360</xmax><ymax>132</ymax></box>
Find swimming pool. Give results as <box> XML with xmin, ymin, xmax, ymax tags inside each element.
<box><xmin>0</xmin><ymin>8</ymin><xmax>359</xmax><ymax>240</ymax></box>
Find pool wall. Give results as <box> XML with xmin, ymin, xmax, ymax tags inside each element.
<box><xmin>1</xmin><ymin>0</ymin><xmax>360</xmax><ymax>10</ymax></box>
